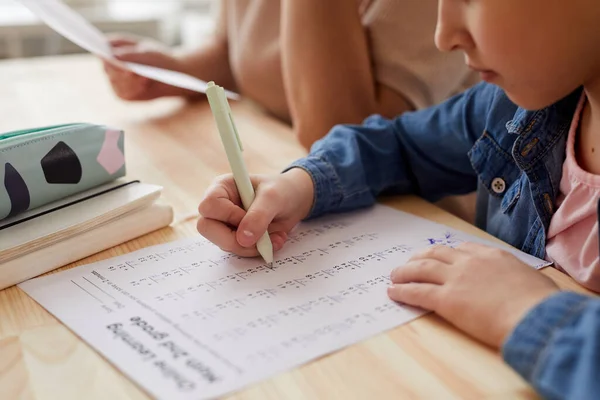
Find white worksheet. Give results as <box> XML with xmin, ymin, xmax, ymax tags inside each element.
<box><xmin>19</xmin><ymin>205</ymin><xmax>549</xmax><ymax>399</ymax></box>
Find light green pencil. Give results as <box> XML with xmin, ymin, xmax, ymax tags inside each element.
<box><xmin>205</xmin><ymin>81</ymin><xmax>274</xmax><ymax>266</ymax></box>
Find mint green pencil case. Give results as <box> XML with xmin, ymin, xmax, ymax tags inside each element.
<box><xmin>0</xmin><ymin>123</ymin><xmax>126</xmax><ymax>221</ymax></box>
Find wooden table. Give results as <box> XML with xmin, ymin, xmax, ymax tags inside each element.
<box><xmin>0</xmin><ymin>55</ymin><xmax>594</xmax><ymax>400</ymax></box>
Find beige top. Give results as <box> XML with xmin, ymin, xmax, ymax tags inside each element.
<box><xmin>215</xmin><ymin>0</ymin><xmax>478</xmax><ymax>120</ymax></box>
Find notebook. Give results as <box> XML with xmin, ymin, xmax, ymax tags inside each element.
<box><xmin>0</xmin><ymin>179</ymin><xmax>174</xmax><ymax>290</ymax></box>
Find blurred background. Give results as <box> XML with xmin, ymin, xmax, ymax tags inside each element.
<box><xmin>0</xmin><ymin>0</ymin><xmax>218</xmax><ymax>59</ymax></box>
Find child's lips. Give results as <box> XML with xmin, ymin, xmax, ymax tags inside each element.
<box><xmin>478</xmin><ymin>71</ymin><xmax>498</xmax><ymax>82</ymax></box>
<box><xmin>468</xmin><ymin>64</ymin><xmax>498</xmax><ymax>82</ymax></box>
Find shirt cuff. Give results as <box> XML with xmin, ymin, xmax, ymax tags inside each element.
<box><xmin>282</xmin><ymin>156</ymin><xmax>344</xmax><ymax>219</ymax></box>
<box><xmin>502</xmin><ymin>291</ymin><xmax>591</xmax><ymax>382</ymax></box>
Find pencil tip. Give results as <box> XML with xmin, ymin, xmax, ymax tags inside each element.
<box><xmin>262</xmin><ymin>252</ymin><xmax>273</xmax><ymax>265</ymax></box>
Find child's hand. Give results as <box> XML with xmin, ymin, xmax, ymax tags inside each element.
<box><xmin>197</xmin><ymin>169</ymin><xmax>315</xmax><ymax>257</ymax></box>
<box><xmin>388</xmin><ymin>242</ymin><xmax>560</xmax><ymax>348</ymax></box>
<box><xmin>102</xmin><ymin>35</ymin><xmax>189</xmax><ymax>101</ymax></box>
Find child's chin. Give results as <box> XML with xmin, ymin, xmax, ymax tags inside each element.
<box><xmin>504</xmin><ymin>90</ymin><xmax>563</xmax><ymax>112</ymax></box>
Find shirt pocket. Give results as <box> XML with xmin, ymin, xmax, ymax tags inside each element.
<box><xmin>500</xmin><ymin>175</ymin><xmax>522</xmax><ymax>213</ymax></box>
<box><xmin>468</xmin><ymin>131</ymin><xmax>523</xmax><ymax>214</ymax></box>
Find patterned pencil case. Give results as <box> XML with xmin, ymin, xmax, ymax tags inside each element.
<box><xmin>0</xmin><ymin>123</ymin><xmax>126</xmax><ymax>221</ymax></box>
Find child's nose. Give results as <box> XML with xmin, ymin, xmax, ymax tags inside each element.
<box><xmin>435</xmin><ymin>1</ymin><xmax>473</xmax><ymax>53</ymax></box>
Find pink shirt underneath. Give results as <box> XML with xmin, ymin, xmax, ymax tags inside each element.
<box><xmin>546</xmin><ymin>94</ymin><xmax>600</xmax><ymax>292</ymax></box>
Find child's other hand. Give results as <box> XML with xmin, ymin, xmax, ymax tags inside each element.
<box><xmin>102</xmin><ymin>35</ymin><xmax>188</xmax><ymax>101</ymax></box>
<box><xmin>388</xmin><ymin>242</ymin><xmax>560</xmax><ymax>348</ymax></box>
<box><xmin>197</xmin><ymin>168</ymin><xmax>315</xmax><ymax>257</ymax></box>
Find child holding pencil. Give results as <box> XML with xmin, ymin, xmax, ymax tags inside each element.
<box><xmin>197</xmin><ymin>0</ymin><xmax>600</xmax><ymax>398</ymax></box>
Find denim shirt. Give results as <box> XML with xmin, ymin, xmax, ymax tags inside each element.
<box><xmin>285</xmin><ymin>82</ymin><xmax>600</xmax><ymax>399</ymax></box>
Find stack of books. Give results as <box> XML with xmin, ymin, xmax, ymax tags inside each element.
<box><xmin>0</xmin><ymin>123</ymin><xmax>173</xmax><ymax>290</ymax></box>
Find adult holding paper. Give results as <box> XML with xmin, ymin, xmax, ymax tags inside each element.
<box><xmin>102</xmin><ymin>0</ymin><xmax>477</xmax><ymax>151</ymax></box>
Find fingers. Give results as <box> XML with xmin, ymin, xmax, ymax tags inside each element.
<box><xmin>104</xmin><ymin>62</ymin><xmax>135</xmax><ymax>80</ymax></box>
<box><xmin>112</xmin><ymin>50</ymin><xmax>158</xmax><ymax>65</ymax></box>
<box><xmin>198</xmin><ymin>184</ymin><xmax>245</xmax><ymax>227</ymax></box>
<box><xmin>387</xmin><ymin>283</ymin><xmax>441</xmax><ymax>311</ymax></box>
<box><xmin>198</xmin><ymin>175</ymin><xmax>293</xmax><ymax>254</ymax></box>
<box><xmin>109</xmin><ymin>37</ymin><xmax>138</xmax><ymax>48</ymax></box>
<box><xmin>236</xmin><ymin>184</ymin><xmax>284</xmax><ymax>248</ymax></box>
<box><xmin>390</xmin><ymin>259</ymin><xmax>450</xmax><ymax>285</ymax></box>
<box><xmin>105</xmin><ymin>47</ymin><xmax>165</xmax><ymax>80</ymax></box>
<box><xmin>102</xmin><ymin>55</ymin><xmax>151</xmax><ymax>101</ymax></box>
<box><xmin>111</xmin><ymin>47</ymin><xmax>177</xmax><ymax>71</ymax></box>
<box><xmin>410</xmin><ymin>244</ymin><xmax>465</xmax><ymax>264</ymax></box>
<box><xmin>456</xmin><ymin>241</ymin><xmax>510</xmax><ymax>257</ymax></box>
<box><xmin>105</xmin><ymin>33</ymin><xmax>141</xmax><ymax>48</ymax></box>
<box><xmin>105</xmin><ymin>73</ymin><xmax>148</xmax><ymax>101</ymax></box>
<box><xmin>103</xmin><ymin>35</ymin><xmax>142</xmax><ymax>72</ymax></box>
<box><xmin>198</xmin><ymin>176</ymin><xmax>287</xmax><ymax>254</ymax></box>
<box><xmin>197</xmin><ymin>216</ymin><xmax>287</xmax><ymax>257</ymax></box>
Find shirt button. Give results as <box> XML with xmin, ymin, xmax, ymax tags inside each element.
<box><xmin>491</xmin><ymin>178</ymin><xmax>506</xmax><ymax>194</ymax></box>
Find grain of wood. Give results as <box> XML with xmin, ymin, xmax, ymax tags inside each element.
<box><xmin>0</xmin><ymin>55</ymin><xmax>595</xmax><ymax>400</ymax></box>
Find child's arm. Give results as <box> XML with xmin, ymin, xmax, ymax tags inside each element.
<box><xmin>387</xmin><ymin>242</ymin><xmax>599</xmax><ymax>400</ymax></box>
<box><xmin>503</xmin><ymin>292</ymin><xmax>600</xmax><ymax>400</ymax></box>
<box><xmin>197</xmin><ymin>83</ymin><xmax>498</xmax><ymax>257</ymax></box>
<box><xmin>286</xmin><ymin>82</ymin><xmax>500</xmax><ymax>219</ymax></box>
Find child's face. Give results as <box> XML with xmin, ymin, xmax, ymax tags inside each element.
<box><xmin>435</xmin><ymin>0</ymin><xmax>600</xmax><ymax>110</ymax></box>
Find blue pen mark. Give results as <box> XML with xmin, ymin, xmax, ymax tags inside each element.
<box><xmin>426</xmin><ymin>232</ymin><xmax>463</xmax><ymax>247</ymax></box>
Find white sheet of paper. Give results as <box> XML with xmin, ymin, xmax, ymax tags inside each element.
<box><xmin>19</xmin><ymin>205</ymin><xmax>550</xmax><ymax>399</ymax></box>
<box><xmin>16</xmin><ymin>0</ymin><xmax>239</xmax><ymax>99</ymax></box>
